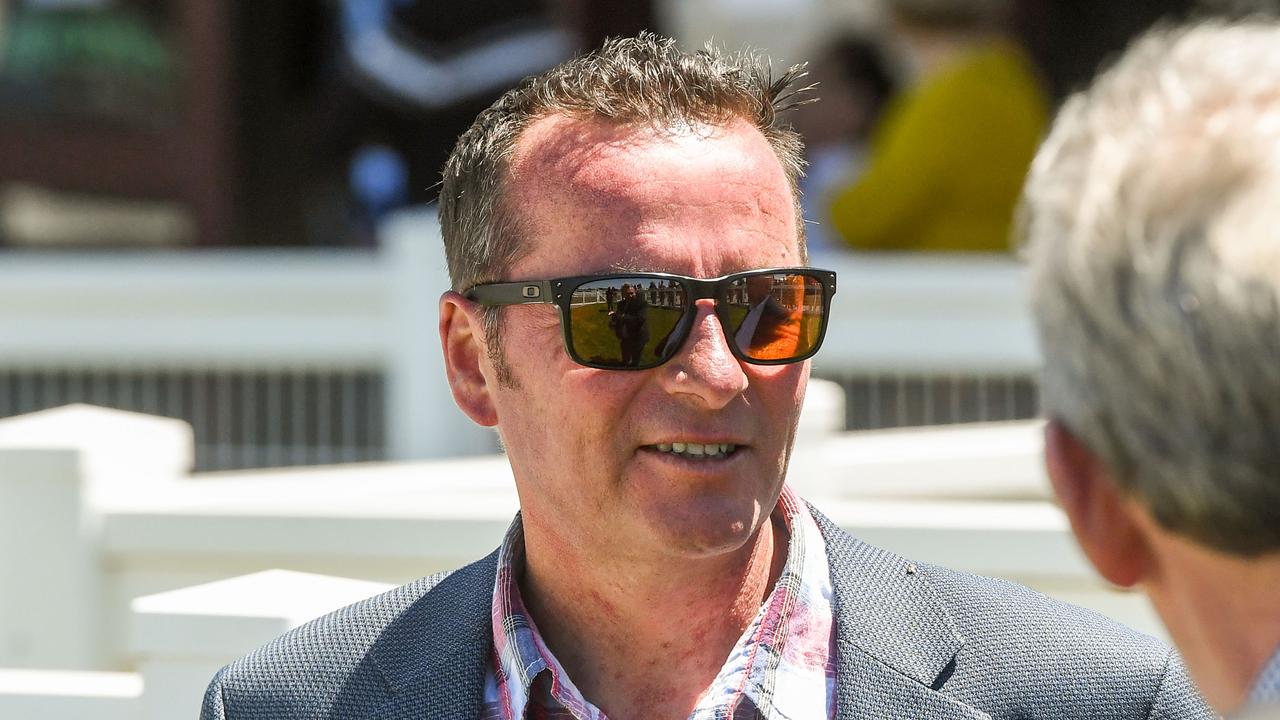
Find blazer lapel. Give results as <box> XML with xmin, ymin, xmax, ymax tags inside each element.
<box><xmin>812</xmin><ymin>507</ymin><xmax>989</xmax><ymax>720</ymax></box>
<box><xmin>831</xmin><ymin>649</ymin><xmax>992</xmax><ymax>720</ymax></box>
<box><xmin>361</xmin><ymin>511</ymin><xmax>985</xmax><ymax>719</ymax></box>
<box><xmin>364</xmin><ymin>551</ymin><xmax>498</xmax><ymax>720</ymax></box>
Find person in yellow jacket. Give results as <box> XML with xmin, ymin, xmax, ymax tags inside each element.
<box><xmin>827</xmin><ymin>0</ymin><xmax>1048</xmax><ymax>253</ymax></box>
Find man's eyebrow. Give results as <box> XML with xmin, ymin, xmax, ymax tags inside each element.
<box><xmin>584</xmin><ymin>263</ymin><xmax>649</xmax><ymax>274</ymax></box>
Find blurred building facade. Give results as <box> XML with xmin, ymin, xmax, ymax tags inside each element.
<box><xmin>0</xmin><ymin>0</ymin><xmax>1220</xmax><ymax>251</ymax></box>
<box><xmin>0</xmin><ymin>0</ymin><xmax>659</xmax><ymax>249</ymax></box>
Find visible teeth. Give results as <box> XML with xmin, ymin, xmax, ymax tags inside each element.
<box><xmin>654</xmin><ymin>442</ymin><xmax>738</xmax><ymax>458</ymax></box>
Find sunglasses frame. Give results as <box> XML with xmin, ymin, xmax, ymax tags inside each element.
<box><xmin>464</xmin><ymin>267</ymin><xmax>837</xmax><ymax>370</ymax></box>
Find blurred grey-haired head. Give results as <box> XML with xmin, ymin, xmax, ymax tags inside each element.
<box><xmin>1021</xmin><ymin>20</ymin><xmax>1280</xmax><ymax>555</ymax></box>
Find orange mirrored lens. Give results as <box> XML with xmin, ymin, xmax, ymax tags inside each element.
<box><xmin>724</xmin><ymin>273</ymin><xmax>824</xmax><ymax>361</ymax></box>
<box><xmin>567</xmin><ymin>273</ymin><xmax>825</xmax><ymax>367</ymax></box>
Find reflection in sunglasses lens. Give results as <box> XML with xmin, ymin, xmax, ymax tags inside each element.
<box><xmin>568</xmin><ymin>273</ymin><xmax>825</xmax><ymax>368</ymax></box>
<box><xmin>568</xmin><ymin>278</ymin><xmax>688</xmax><ymax>368</ymax></box>
<box><xmin>724</xmin><ymin>274</ymin><xmax>824</xmax><ymax>361</ymax></box>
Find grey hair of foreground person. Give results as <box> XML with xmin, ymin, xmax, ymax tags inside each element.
<box><xmin>1020</xmin><ymin>19</ymin><xmax>1280</xmax><ymax>555</ymax></box>
<box><xmin>437</xmin><ymin>32</ymin><xmax>810</xmax><ymax>385</ymax></box>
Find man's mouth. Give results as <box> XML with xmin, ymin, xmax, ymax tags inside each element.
<box><xmin>648</xmin><ymin>442</ymin><xmax>739</xmax><ymax>459</ymax></box>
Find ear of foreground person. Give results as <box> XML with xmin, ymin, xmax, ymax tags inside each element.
<box><xmin>1023</xmin><ymin>18</ymin><xmax>1280</xmax><ymax>720</ymax></box>
<box><xmin>202</xmin><ymin>32</ymin><xmax>1215</xmax><ymax>720</ymax></box>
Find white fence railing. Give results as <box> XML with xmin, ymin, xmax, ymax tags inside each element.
<box><xmin>0</xmin><ymin>403</ymin><xmax>1165</xmax><ymax>720</ymax></box>
<box><xmin>0</xmin><ymin>210</ymin><xmax>1040</xmax><ymax>470</ymax></box>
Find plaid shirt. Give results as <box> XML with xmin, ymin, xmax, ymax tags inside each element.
<box><xmin>481</xmin><ymin>485</ymin><xmax>836</xmax><ymax>720</ymax></box>
<box><xmin>1249</xmin><ymin>646</ymin><xmax>1280</xmax><ymax>708</ymax></box>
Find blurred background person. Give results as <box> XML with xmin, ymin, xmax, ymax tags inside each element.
<box><xmin>0</xmin><ymin>0</ymin><xmax>658</xmax><ymax>250</ymax></box>
<box><xmin>1022</xmin><ymin>19</ymin><xmax>1280</xmax><ymax>718</ymax></box>
<box><xmin>825</xmin><ymin>0</ymin><xmax>1048</xmax><ymax>253</ymax></box>
<box><xmin>791</xmin><ymin>35</ymin><xmax>896</xmax><ymax>253</ymax></box>
<box><xmin>325</xmin><ymin>0</ymin><xmax>576</xmax><ymax>245</ymax></box>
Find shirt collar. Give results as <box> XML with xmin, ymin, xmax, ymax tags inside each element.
<box><xmin>485</xmin><ymin>485</ymin><xmax>834</xmax><ymax>719</ymax></box>
<box><xmin>487</xmin><ymin>515</ymin><xmax>603</xmax><ymax>719</ymax></box>
<box><xmin>1248</xmin><ymin>644</ymin><xmax>1280</xmax><ymax>708</ymax></box>
<box><xmin>690</xmin><ymin>486</ymin><xmax>837</xmax><ymax>719</ymax></box>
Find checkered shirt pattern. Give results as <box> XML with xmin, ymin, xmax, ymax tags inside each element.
<box><xmin>480</xmin><ymin>485</ymin><xmax>837</xmax><ymax>720</ymax></box>
<box><xmin>1249</xmin><ymin>646</ymin><xmax>1280</xmax><ymax>709</ymax></box>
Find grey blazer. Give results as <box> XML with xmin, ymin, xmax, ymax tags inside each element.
<box><xmin>202</xmin><ymin>510</ymin><xmax>1214</xmax><ymax>719</ymax></box>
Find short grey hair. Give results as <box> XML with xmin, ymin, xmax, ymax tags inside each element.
<box><xmin>1021</xmin><ymin>20</ymin><xmax>1280</xmax><ymax>555</ymax></box>
<box><xmin>438</xmin><ymin>33</ymin><xmax>810</xmax><ymax>384</ymax></box>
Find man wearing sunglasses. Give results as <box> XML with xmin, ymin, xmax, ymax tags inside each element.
<box><xmin>203</xmin><ymin>34</ymin><xmax>1211</xmax><ymax>719</ymax></box>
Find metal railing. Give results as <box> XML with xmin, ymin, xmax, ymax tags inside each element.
<box><xmin>825</xmin><ymin>371</ymin><xmax>1038</xmax><ymax>431</ymax></box>
<box><xmin>0</xmin><ymin>366</ymin><xmax>385</xmax><ymax>470</ymax></box>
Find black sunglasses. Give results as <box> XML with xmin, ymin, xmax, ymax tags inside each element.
<box><xmin>464</xmin><ymin>268</ymin><xmax>837</xmax><ymax>370</ymax></box>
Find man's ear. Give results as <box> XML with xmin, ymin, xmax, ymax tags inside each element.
<box><xmin>439</xmin><ymin>291</ymin><xmax>499</xmax><ymax>427</ymax></box>
<box><xmin>1043</xmin><ymin>419</ymin><xmax>1149</xmax><ymax>588</ymax></box>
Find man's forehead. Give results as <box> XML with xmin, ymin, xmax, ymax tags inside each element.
<box><xmin>500</xmin><ymin>112</ymin><xmax>800</xmax><ymax>277</ymax></box>
<box><xmin>506</xmin><ymin>113</ymin><xmax>783</xmax><ymax>201</ymax></box>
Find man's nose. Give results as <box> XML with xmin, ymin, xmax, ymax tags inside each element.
<box><xmin>657</xmin><ymin>300</ymin><xmax>748</xmax><ymax>408</ymax></box>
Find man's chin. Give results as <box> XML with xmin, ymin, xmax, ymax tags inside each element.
<box><xmin>636</xmin><ymin>496</ymin><xmax>777</xmax><ymax>559</ymax></box>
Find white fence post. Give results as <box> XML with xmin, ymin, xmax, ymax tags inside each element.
<box><xmin>0</xmin><ymin>669</ymin><xmax>142</xmax><ymax>720</ymax></box>
<box><xmin>0</xmin><ymin>405</ymin><xmax>192</xmax><ymax>670</ymax></box>
<box><xmin>796</xmin><ymin>378</ymin><xmax>846</xmax><ymax>445</ymax></box>
<box><xmin>0</xmin><ymin>447</ymin><xmax>99</xmax><ymax>670</ymax></box>
<box><xmin>131</xmin><ymin>570</ymin><xmax>393</xmax><ymax>720</ymax></box>
<box><xmin>381</xmin><ymin>207</ymin><xmax>499</xmax><ymax>460</ymax></box>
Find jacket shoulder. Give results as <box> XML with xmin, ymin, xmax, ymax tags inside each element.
<box><xmin>202</xmin><ymin>553</ymin><xmax>496</xmax><ymax>720</ymax></box>
<box><xmin>810</xmin><ymin>506</ymin><xmax>1212</xmax><ymax>718</ymax></box>
<box><xmin>918</xmin><ymin>559</ymin><xmax>1212</xmax><ymax>718</ymax></box>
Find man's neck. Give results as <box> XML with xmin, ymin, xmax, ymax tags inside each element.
<box><xmin>1143</xmin><ymin>532</ymin><xmax>1280</xmax><ymax>714</ymax></box>
<box><xmin>519</xmin><ymin>514</ymin><xmax>788</xmax><ymax>720</ymax></box>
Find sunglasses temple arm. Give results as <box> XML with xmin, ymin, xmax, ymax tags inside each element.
<box><xmin>465</xmin><ymin>281</ymin><xmax>556</xmax><ymax>307</ymax></box>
